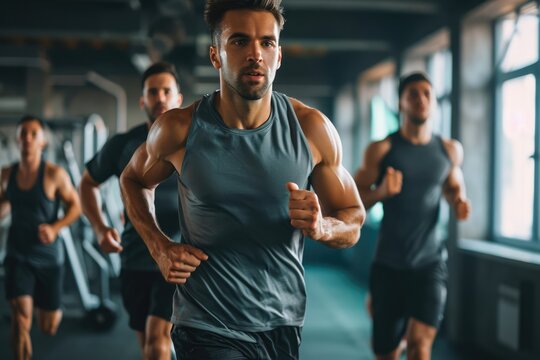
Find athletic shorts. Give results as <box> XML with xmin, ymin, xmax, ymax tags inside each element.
<box><xmin>120</xmin><ymin>269</ymin><xmax>176</xmax><ymax>332</ymax></box>
<box><xmin>369</xmin><ymin>260</ymin><xmax>447</xmax><ymax>355</ymax></box>
<box><xmin>171</xmin><ymin>325</ymin><xmax>302</xmax><ymax>360</ymax></box>
<box><xmin>4</xmin><ymin>256</ymin><xmax>64</xmax><ymax>311</ymax></box>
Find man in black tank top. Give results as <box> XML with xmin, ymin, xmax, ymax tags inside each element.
<box><xmin>79</xmin><ymin>62</ymin><xmax>183</xmax><ymax>359</ymax></box>
<box><xmin>0</xmin><ymin>115</ymin><xmax>81</xmax><ymax>360</ymax></box>
<box><xmin>119</xmin><ymin>1</ymin><xmax>366</xmax><ymax>359</ymax></box>
<box><xmin>355</xmin><ymin>73</ymin><xmax>471</xmax><ymax>360</ymax></box>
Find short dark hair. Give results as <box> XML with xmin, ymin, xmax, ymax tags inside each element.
<box><xmin>204</xmin><ymin>0</ymin><xmax>285</xmax><ymax>45</ymax></box>
<box><xmin>141</xmin><ymin>61</ymin><xmax>181</xmax><ymax>92</ymax></box>
<box><xmin>398</xmin><ymin>72</ymin><xmax>432</xmax><ymax>99</ymax></box>
<box><xmin>17</xmin><ymin>115</ymin><xmax>46</xmax><ymax>130</ymax></box>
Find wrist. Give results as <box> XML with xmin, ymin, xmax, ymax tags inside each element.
<box><xmin>316</xmin><ymin>217</ymin><xmax>332</xmax><ymax>242</ymax></box>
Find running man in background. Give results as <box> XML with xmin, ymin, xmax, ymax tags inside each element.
<box><xmin>79</xmin><ymin>62</ymin><xmax>183</xmax><ymax>359</ymax></box>
<box><xmin>0</xmin><ymin>115</ymin><xmax>81</xmax><ymax>360</ymax></box>
<box><xmin>355</xmin><ymin>72</ymin><xmax>471</xmax><ymax>360</ymax></box>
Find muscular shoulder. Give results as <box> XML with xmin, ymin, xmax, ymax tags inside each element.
<box><xmin>289</xmin><ymin>97</ymin><xmax>338</xmax><ymax>165</ymax></box>
<box><xmin>290</xmin><ymin>97</ymin><xmax>330</xmax><ymax>135</ymax></box>
<box><xmin>364</xmin><ymin>137</ymin><xmax>392</xmax><ymax>165</ymax></box>
<box><xmin>45</xmin><ymin>161</ymin><xmax>70</xmax><ymax>185</ymax></box>
<box><xmin>147</xmin><ymin>104</ymin><xmax>196</xmax><ymax>160</ymax></box>
<box><xmin>441</xmin><ymin>138</ymin><xmax>463</xmax><ymax>166</ymax></box>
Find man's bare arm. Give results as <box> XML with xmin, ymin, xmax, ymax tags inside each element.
<box><xmin>291</xmin><ymin>100</ymin><xmax>365</xmax><ymax>248</ymax></box>
<box><xmin>39</xmin><ymin>165</ymin><xmax>82</xmax><ymax>244</ymax></box>
<box><xmin>443</xmin><ymin>139</ymin><xmax>471</xmax><ymax>220</ymax></box>
<box><xmin>54</xmin><ymin>166</ymin><xmax>82</xmax><ymax>229</ymax></box>
<box><xmin>79</xmin><ymin>170</ymin><xmax>122</xmax><ymax>253</ymax></box>
<box><xmin>120</xmin><ymin>107</ymin><xmax>208</xmax><ymax>284</ymax></box>
<box><xmin>353</xmin><ymin>140</ymin><xmax>396</xmax><ymax>210</ymax></box>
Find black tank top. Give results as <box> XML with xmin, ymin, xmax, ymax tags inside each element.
<box><xmin>375</xmin><ymin>131</ymin><xmax>451</xmax><ymax>269</ymax></box>
<box><xmin>6</xmin><ymin>161</ymin><xmax>62</xmax><ymax>267</ymax></box>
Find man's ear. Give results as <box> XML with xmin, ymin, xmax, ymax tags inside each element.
<box><xmin>139</xmin><ymin>96</ymin><xmax>145</xmax><ymax>110</ymax></box>
<box><xmin>177</xmin><ymin>93</ymin><xmax>184</xmax><ymax>108</ymax></box>
<box><xmin>210</xmin><ymin>46</ymin><xmax>221</xmax><ymax>70</ymax></box>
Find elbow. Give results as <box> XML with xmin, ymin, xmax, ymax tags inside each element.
<box><xmin>347</xmin><ymin>206</ymin><xmax>366</xmax><ymax>247</ymax></box>
<box><xmin>69</xmin><ymin>198</ymin><xmax>83</xmax><ymax>220</ymax></box>
<box><xmin>358</xmin><ymin>204</ymin><xmax>366</xmax><ymax>227</ymax></box>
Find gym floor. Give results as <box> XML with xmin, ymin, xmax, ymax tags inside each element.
<box><xmin>0</xmin><ymin>265</ymin><xmax>486</xmax><ymax>360</ymax></box>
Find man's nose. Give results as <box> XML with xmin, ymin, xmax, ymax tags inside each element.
<box><xmin>247</xmin><ymin>42</ymin><xmax>263</xmax><ymax>63</ymax></box>
<box><xmin>157</xmin><ymin>90</ymin><xmax>167</xmax><ymax>102</ymax></box>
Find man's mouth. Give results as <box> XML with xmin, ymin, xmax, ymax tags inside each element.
<box><xmin>154</xmin><ymin>105</ymin><xmax>167</xmax><ymax>114</ymax></box>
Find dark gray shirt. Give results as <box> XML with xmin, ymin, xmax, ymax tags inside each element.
<box><xmin>172</xmin><ymin>91</ymin><xmax>313</xmax><ymax>341</ymax></box>
<box><xmin>86</xmin><ymin>123</ymin><xmax>180</xmax><ymax>271</ymax></box>
<box><xmin>376</xmin><ymin>131</ymin><xmax>451</xmax><ymax>269</ymax></box>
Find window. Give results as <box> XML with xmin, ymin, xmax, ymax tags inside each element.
<box><xmin>426</xmin><ymin>48</ymin><xmax>453</xmax><ymax>240</ymax></box>
<box><xmin>494</xmin><ymin>2</ymin><xmax>539</xmax><ymax>248</ymax></box>
<box><xmin>427</xmin><ymin>49</ymin><xmax>452</xmax><ymax>137</ymax></box>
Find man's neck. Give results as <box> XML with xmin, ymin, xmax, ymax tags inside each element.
<box><xmin>215</xmin><ymin>88</ymin><xmax>272</xmax><ymax>130</ymax></box>
<box><xmin>400</xmin><ymin>120</ymin><xmax>432</xmax><ymax>145</ymax></box>
<box><xmin>19</xmin><ymin>154</ymin><xmax>41</xmax><ymax>173</ymax></box>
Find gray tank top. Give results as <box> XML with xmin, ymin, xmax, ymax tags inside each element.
<box><xmin>6</xmin><ymin>161</ymin><xmax>62</xmax><ymax>267</ymax></box>
<box><xmin>376</xmin><ymin>131</ymin><xmax>451</xmax><ymax>269</ymax></box>
<box><xmin>172</xmin><ymin>91</ymin><xmax>313</xmax><ymax>341</ymax></box>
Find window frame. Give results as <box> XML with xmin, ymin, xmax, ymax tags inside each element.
<box><xmin>492</xmin><ymin>1</ymin><xmax>540</xmax><ymax>251</ymax></box>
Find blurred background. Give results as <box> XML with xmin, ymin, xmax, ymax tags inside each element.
<box><xmin>0</xmin><ymin>0</ymin><xmax>539</xmax><ymax>359</ymax></box>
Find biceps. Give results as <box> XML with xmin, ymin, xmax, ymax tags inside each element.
<box><xmin>354</xmin><ymin>166</ymin><xmax>379</xmax><ymax>189</ymax></box>
<box><xmin>123</xmin><ymin>144</ymin><xmax>175</xmax><ymax>189</ymax></box>
<box><xmin>444</xmin><ymin>166</ymin><xmax>464</xmax><ymax>191</ymax></box>
<box><xmin>58</xmin><ymin>179</ymin><xmax>79</xmax><ymax>206</ymax></box>
<box><xmin>311</xmin><ymin>165</ymin><xmax>362</xmax><ymax>215</ymax></box>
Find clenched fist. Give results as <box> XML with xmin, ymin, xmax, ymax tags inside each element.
<box><xmin>97</xmin><ymin>226</ymin><xmax>123</xmax><ymax>253</ymax></box>
<box><xmin>38</xmin><ymin>224</ymin><xmax>59</xmax><ymax>245</ymax></box>
<box><xmin>287</xmin><ymin>182</ymin><xmax>328</xmax><ymax>241</ymax></box>
<box><xmin>381</xmin><ymin>166</ymin><xmax>402</xmax><ymax>198</ymax></box>
<box><xmin>155</xmin><ymin>242</ymin><xmax>209</xmax><ymax>284</ymax></box>
<box><xmin>454</xmin><ymin>198</ymin><xmax>471</xmax><ymax>221</ymax></box>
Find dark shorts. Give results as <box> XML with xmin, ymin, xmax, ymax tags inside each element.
<box><xmin>120</xmin><ymin>269</ymin><xmax>176</xmax><ymax>332</ymax></box>
<box><xmin>4</xmin><ymin>256</ymin><xmax>64</xmax><ymax>311</ymax></box>
<box><xmin>369</xmin><ymin>260</ymin><xmax>447</xmax><ymax>355</ymax></box>
<box><xmin>171</xmin><ymin>325</ymin><xmax>302</xmax><ymax>360</ymax></box>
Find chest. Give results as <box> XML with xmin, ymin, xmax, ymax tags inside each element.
<box><xmin>182</xmin><ymin>126</ymin><xmax>311</xmax><ymax>206</ymax></box>
<box><xmin>383</xmin><ymin>143</ymin><xmax>451</xmax><ymax>188</ymax></box>
<box><xmin>15</xmin><ymin>169</ymin><xmax>56</xmax><ymax>200</ymax></box>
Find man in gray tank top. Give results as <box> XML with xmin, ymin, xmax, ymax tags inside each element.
<box><xmin>354</xmin><ymin>72</ymin><xmax>471</xmax><ymax>360</ymax></box>
<box><xmin>120</xmin><ymin>1</ymin><xmax>366</xmax><ymax>359</ymax></box>
<box><xmin>0</xmin><ymin>115</ymin><xmax>81</xmax><ymax>360</ymax></box>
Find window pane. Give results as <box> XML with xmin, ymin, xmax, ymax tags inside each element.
<box><xmin>429</xmin><ymin>49</ymin><xmax>452</xmax><ymax>97</ymax></box>
<box><xmin>497</xmin><ymin>4</ymin><xmax>538</xmax><ymax>72</ymax></box>
<box><xmin>498</xmin><ymin>74</ymin><xmax>536</xmax><ymax>240</ymax></box>
<box><xmin>432</xmin><ymin>98</ymin><xmax>451</xmax><ymax>137</ymax></box>
<box><xmin>370</xmin><ymin>96</ymin><xmax>399</xmax><ymax>141</ymax></box>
